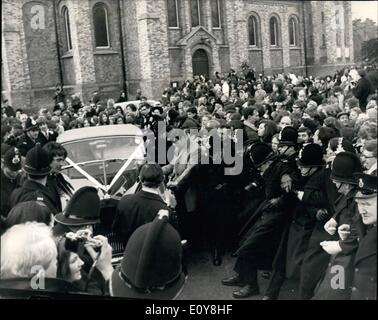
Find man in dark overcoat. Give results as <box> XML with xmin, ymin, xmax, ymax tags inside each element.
<box><xmin>263</xmin><ymin>144</ymin><xmax>329</xmax><ymax>299</ymax></box>
<box><xmin>113</xmin><ymin>163</ymin><xmax>171</xmax><ymax>246</ymax></box>
<box><xmin>221</xmin><ymin>129</ymin><xmax>300</xmax><ymax>298</ymax></box>
<box><xmin>238</xmin><ymin>127</ymin><xmax>301</xmax><ymax>244</ymax></box>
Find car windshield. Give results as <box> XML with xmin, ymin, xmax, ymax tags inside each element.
<box><xmin>62</xmin><ymin>136</ymin><xmax>144</xmax><ymax>183</ymax></box>
<box><xmin>63</xmin><ymin>136</ymin><xmax>144</xmax><ymax>164</ymax></box>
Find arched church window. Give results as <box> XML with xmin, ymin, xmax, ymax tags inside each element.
<box><xmin>93</xmin><ymin>3</ymin><xmax>110</xmax><ymax>48</ymax></box>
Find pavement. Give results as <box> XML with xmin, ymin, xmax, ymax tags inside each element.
<box><xmin>177</xmin><ymin>248</ymin><xmax>299</xmax><ymax>300</ymax></box>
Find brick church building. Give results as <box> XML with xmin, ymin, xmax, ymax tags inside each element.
<box><xmin>2</xmin><ymin>0</ymin><xmax>353</xmax><ymax>109</ymax></box>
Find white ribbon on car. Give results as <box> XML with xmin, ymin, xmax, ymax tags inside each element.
<box><xmin>65</xmin><ymin>142</ymin><xmax>145</xmax><ymax>196</ymax></box>
<box><xmin>107</xmin><ymin>142</ymin><xmax>144</xmax><ymax>191</ymax></box>
<box><xmin>65</xmin><ymin>157</ymin><xmax>108</xmax><ymax>192</ymax></box>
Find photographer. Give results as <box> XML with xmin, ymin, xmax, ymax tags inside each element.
<box><xmin>54</xmin><ymin>186</ymin><xmax>113</xmax><ymax>295</ymax></box>
<box><xmin>56</xmin><ymin>232</ymin><xmax>112</xmax><ymax>294</ymax></box>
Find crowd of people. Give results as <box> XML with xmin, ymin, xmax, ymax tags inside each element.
<box><xmin>0</xmin><ymin>63</ymin><xmax>377</xmax><ymax>300</ymax></box>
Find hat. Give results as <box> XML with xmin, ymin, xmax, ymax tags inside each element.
<box><xmin>354</xmin><ymin>173</ymin><xmax>377</xmax><ymax>199</ymax></box>
<box><xmin>248</xmin><ymin>142</ymin><xmax>277</xmax><ymax>168</ymax></box>
<box><xmin>297</xmin><ymin>143</ymin><xmax>325</xmax><ymax>167</ymax></box>
<box><xmin>330</xmin><ymin>152</ymin><xmax>362</xmax><ymax>185</ymax></box>
<box><xmin>139</xmin><ymin>163</ymin><xmax>164</xmax><ymax>187</ymax></box>
<box><xmin>3</xmin><ymin>147</ymin><xmax>22</xmax><ymax>171</ymax></box>
<box><xmin>24</xmin><ymin>117</ymin><xmax>39</xmax><ymax>132</ymax></box>
<box><xmin>279</xmin><ymin>126</ymin><xmax>298</xmax><ymax>146</ymax></box>
<box><xmin>54</xmin><ymin>186</ymin><xmax>101</xmax><ymax>226</ymax></box>
<box><xmin>336</xmin><ymin>112</ymin><xmax>349</xmax><ymax>119</ymax></box>
<box><xmin>111</xmin><ymin>216</ymin><xmax>185</xmax><ymax>300</ymax></box>
<box><xmin>24</xmin><ymin>143</ymin><xmax>51</xmax><ymax>176</ymax></box>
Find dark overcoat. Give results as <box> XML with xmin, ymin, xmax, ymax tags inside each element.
<box><xmin>351</xmin><ymin>225</ymin><xmax>377</xmax><ymax>300</ymax></box>
<box><xmin>285</xmin><ymin>167</ymin><xmax>330</xmax><ymax>279</ymax></box>
<box><xmin>312</xmin><ymin>189</ymin><xmax>364</xmax><ymax>300</ymax></box>
<box><xmin>297</xmin><ymin>166</ymin><xmax>339</xmax><ymax>299</ymax></box>
<box><xmin>112</xmin><ymin>190</ymin><xmax>170</xmax><ymax>245</ymax></box>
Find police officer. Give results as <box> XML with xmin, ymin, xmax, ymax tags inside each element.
<box><xmin>16</xmin><ymin>118</ymin><xmax>44</xmax><ymax>157</ymax></box>
<box><xmin>312</xmin><ymin>152</ymin><xmax>363</xmax><ymax>300</ymax></box>
<box><xmin>1</xmin><ymin>148</ymin><xmax>23</xmax><ymax>225</ymax></box>
<box><xmin>350</xmin><ymin>173</ymin><xmax>377</xmax><ymax>300</ymax></box>
<box><xmin>10</xmin><ymin>143</ymin><xmax>59</xmax><ymax>214</ymax></box>
<box><xmin>111</xmin><ymin>211</ymin><xmax>185</xmax><ymax>299</ymax></box>
<box><xmin>297</xmin><ymin>138</ymin><xmax>355</xmax><ymax>300</ymax></box>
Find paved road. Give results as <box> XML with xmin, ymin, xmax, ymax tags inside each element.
<box><xmin>178</xmin><ymin>249</ymin><xmax>299</xmax><ymax>300</ymax></box>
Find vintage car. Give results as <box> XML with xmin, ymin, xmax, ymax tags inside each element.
<box><xmin>57</xmin><ymin>124</ymin><xmax>145</xmax><ymax>199</ymax></box>
<box><xmin>57</xmin><ymin>124</ymin><xmax>146</xmax><ymax>253</ymax></box>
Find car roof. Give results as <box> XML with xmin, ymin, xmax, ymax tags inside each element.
<box><xmin>114</xmin><ymin>100</ymin><xmax>159</xmax><ymax>110</ymax></box>
<box><xmin>57</xmin><ymin>124</ymin><xmax>144</xmax><ymax>144</ymax></box>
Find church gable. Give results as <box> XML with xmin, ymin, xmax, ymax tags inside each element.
<box><xmin>177</xmin><ymin>26</ymin><xmax>218</xmax><ymax>47</ymax></box>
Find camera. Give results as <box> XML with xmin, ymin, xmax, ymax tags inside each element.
<box><xmin>64</xmin><ymin>230</ymin><xmax>102</xmax><ymax>255</ymax></box>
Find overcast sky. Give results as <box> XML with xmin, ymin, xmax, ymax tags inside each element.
<box><xmin>351</xmin><ymin>1</ymin><xmax>378</xmax><ymax>23</ymax></box>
